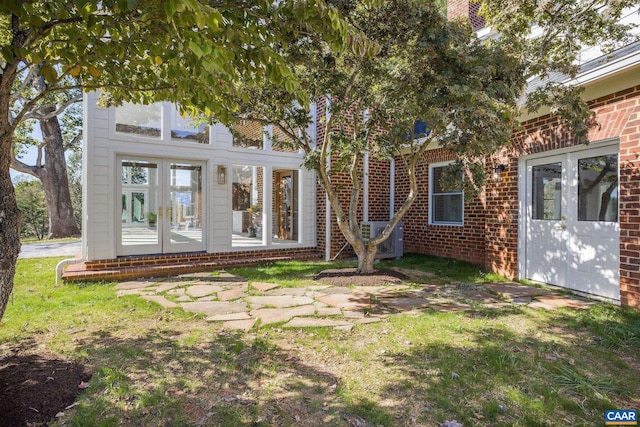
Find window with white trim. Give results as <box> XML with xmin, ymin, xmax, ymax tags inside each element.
<box><xmin>430</xmin><ymin>163</ymin><xmax>463</xmax><ymax>225</ymax></box>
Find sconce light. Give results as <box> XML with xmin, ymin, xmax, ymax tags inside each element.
<box><xmin>218</xmin><ymin>165</ymin><xmax>226</xmax><ymax>185</ymax></box>
<box><xmin>493</xmin><ymin>164</ymin><xmax>506</xmax><ymax>181</ymax></box>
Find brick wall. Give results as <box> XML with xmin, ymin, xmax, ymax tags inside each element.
<box><xmin>395</xmin><ymin>148</ymin><xmax>486</xmax><ymax>266</ymax></box>
<box><xmin>447</xmin><ymin>0</ymin><xmax>485</xmax><ymax>30</ymax></box>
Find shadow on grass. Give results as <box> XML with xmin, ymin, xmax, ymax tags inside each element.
<box><xmin>66</xmin><ymin>328</ymin><xmax>390</xmax><ymax>426</ymax></box>
<box><xmin>376</xmin><ymin>307</ymin><xmax>640</xmax><ymax>426</ymax></box>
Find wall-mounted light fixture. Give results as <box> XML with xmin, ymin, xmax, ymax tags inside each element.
<box><xmin>218</xmin><ymin>165</ymin><xmax>226</xmax><ymax>184</ymax></box>
<box><xmin>493</xmin><ymin>164</ymin><xmax>506</xmax><ymax>181</ymax></box>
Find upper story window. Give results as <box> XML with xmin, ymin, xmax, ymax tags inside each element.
<box><xmin>115</xmin><ymin>103</ymin><xmax>161</xmax><ymax>138</ymax></box>
<box><xmin>170</xmin><ymin>110</ymin><xmax>209</xmax><ymax>144</ymax></box>
<box><xmin>430</xmin><ymin>163</ymin><xmax>463</xmax><ymax>225</ymax></box>
<box><xmin>231</xmin><ymin>119</ymin><xmax>264</xmax><ymax>149</ymax></box>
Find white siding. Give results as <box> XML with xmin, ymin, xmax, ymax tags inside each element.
<box><xmin>83</xmin><ymin>93</ymin><xmax>317</xmax><ymax>260</ymax></box>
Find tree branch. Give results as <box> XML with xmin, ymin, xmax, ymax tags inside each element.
<box><xmin>23</xmin><ymin>94</ymin><xmax>82</xmax><ymax>121</ymax></box>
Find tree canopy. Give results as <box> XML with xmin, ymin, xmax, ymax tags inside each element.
<box><xmin>0</xmin><ymin>0</ymin><xmax>378</xmax><ymax>320</ymax></box>
<box><xmin>230</xmin><ymin>0</ymin><xmax>638</xmax><ymax>272</ymax></box>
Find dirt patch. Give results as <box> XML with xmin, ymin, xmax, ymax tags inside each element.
<box><xmin>314</xmin><ymin>268</ymin><xmax>407</xmax><ymax>287</ymax></box>
<box><xmin>0</xmin><ymin>350</ymin><xmax>92</xmax><ymax>427</ymax></box>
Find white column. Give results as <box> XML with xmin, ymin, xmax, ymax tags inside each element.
<box><xmin>264</xmin><ymin>165</ymin><xmax>273</xmax><ymax>246</ymax></box>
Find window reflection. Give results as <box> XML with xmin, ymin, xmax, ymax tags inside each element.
<box><xmin>578</xmin><ymin>154</ymin><xmax>618</xmax><ymax>222</ymax></box>
<box><xmin>532</xmin><ymin>162</ymin><xmax>562</xmax><ymax>220</ymax></box>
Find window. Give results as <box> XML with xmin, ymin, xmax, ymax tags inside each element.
<box><xmin>578</xmin><ymin>154</ymin><xmax>618</xmax><ymax>222</ymax></box>
<box><xmin>430</xmin><ymin>164</ymin><xmax>463</xmax><ymax>225</ymax></box>
<box><xmin>115</xmin><ymin>103</ymin><xmax>161</xmax><ymax>138</ymax></box>
<box><xmin>231</xmin><ymin>120</ymin><xmax>264</xmax><ymax>149</ymax></box>
<box><xmin>170</xmin><ymin>110</ymin><xmax>209</xmax><ymax>144</ymax></box>
<box><xmin>532</xmin><ymin>162</ymin><xmax>562</xmax><ymax>220</ymax></box>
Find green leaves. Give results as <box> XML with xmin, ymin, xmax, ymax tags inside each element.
<box><xmin>38</xmin><ymin>65</ymin><xmax>58</xmax><ymax>83</ymax></box>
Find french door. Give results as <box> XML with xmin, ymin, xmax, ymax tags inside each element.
<box><xmin>118</xmin><ymin>156</ymin><xmax>205</xmax><ymax>256</ymax></box>
<box><xmin>524</xmin><ymin>145</ymin><xmax>620</xmax><ymax>300</ymax></box>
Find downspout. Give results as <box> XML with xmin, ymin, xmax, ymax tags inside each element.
<box><xmin>389</xmin><ymin>159</ymin><xmax>395</xmax><ymax>220</ymax></box>
<box><xmin>363</xmin><ymin>152</ymin><xmax>369</xmax><ymax>222</ymax></box>
<box><xmin>55</xmin><ymin>255</ymin><xmax>85</xmax><ymax>284</ymax></box>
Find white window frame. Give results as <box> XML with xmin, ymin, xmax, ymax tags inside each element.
<box><xmin>429</xmin><ymin>161</ymin><xmax>464</xmax><ymax>226</ymax></box>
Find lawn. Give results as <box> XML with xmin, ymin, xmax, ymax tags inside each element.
<box><xmin>1</xmin><ymin>255</ymin><xmax>638</xmax><ymax>426</ymax></box>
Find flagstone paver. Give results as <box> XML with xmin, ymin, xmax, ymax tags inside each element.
<box><xmin>250</xmin><ymin>305</ymin><xmax>316</xmax><ymax>325</ymax></box>
<box><xmin>141</xmin><ymin>295</ymin><xmax>179</xmax><ymax>308</ymax></box>
<box><xmin>245</xmin><ymin>295</ymin><xmax>314</xmax><ymax>308</ymax></box>
<box><xmin>116</xmin><ymin>281</ymin><xmax>156</xmax><ymax>290</ymax></box>
<box><xmin>251</xmin><ymin>282</ymin><xmax>280</xmax><ymax>292</ymax></box>
<box><xmin>267</xmin><ymin>288</ymin><xmax>307</xmax><ymax>296</ymax></box>
<box><xmin>484</xmin><ymin>283</ymin><xmax>553</xmax><ymax>299</ymax></box>
<box><xmin>528</xmin><ymin>295</ymin><xmax>595</xmax><ymax>310</ymax></box>
<box><xmin>316</xmin><ymin>293</ymin><xmax>373</xmax><ymax>310</ymax></box>
<box><xmin>115</xmin><ymin>269</ymin><xmax>600</xmax><ymax>332</ymax></box>
<box><xmin>181</xmin><ymin>301</ymin><xmax>247</xmax><ymax>316</ymax></box>
<box><xmin>305</xmin><ymin>290</ymin><xmax>329</xmax><ymax>298</ymax></box>
<box><xmin>155</xmin><ymin>283</ymin><xmax>182</xmax><ymax>293</ymax></box>
<box><xmin>206</xmin><ymin>312</ymin><xmax>253</xmax><ymax>322</ymax></box>
<box><xmin>217</xmin><ymin>289</ymin><xmax>248</xmax><ymax>301</ymax></box>
<box><xmin>223</xmin><ymin>318</ymin><xmax>257</xmax><ymax>331</ymax></box>
<box><xmin>186</xmin><ymin>285</ymin><xmax>224</xmax><ymax>297</ymax></box>
<box><xmin>283</xmin><ymin>317</ymin><xmax>353</xmax><ymax>328</ymax></box>
<box><xmin>379</xmin><ymin>297</ymin><xmax>432</xmax><ymax>311</ymax></box>
<box><xmin>342</xmin><ymin>310</ymin><xmax>365</xmax><ymax>319</ymax></box>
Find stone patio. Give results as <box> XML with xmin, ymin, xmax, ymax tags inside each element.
<box><xmin>115</xmin><ymin>272</ymin><xmax>597</xmax><ymax>331</ymax></box>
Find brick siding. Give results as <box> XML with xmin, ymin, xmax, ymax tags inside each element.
<box><xmin>447</xmin><ymin>0</ymin><xmax>485</xmax><ymax>30</ymax></box>
<box><xmin>394</xmin><ymin>148</ymin><xmax>486</xmax><ymax>266</ymax></box>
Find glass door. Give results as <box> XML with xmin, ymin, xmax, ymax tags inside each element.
<box><xmin>165</xmin><ymin>162</ymin><xmax>204</xmax><ymax>253</ymax></box>
<box><xmin>119</xmin><ymin>159</ymin><xmax>161</xmax><ymax>255</ymax></box>
<box><xmin>118</xmin><ymin>157</ymin><xmax>205</xmax><ymax>256</ymax></box>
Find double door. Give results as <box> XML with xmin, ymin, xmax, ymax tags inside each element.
<box><xmin>118</xmin><ymin>157</ymin><xmax>205</xmax><ymax>256</ymax></box>
<box><xmin>524</xmin><ymin>145</ymin><xmax>619</xmax><ymax>300</ymax></box>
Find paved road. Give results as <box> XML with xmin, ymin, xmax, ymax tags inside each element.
<box><xmin>18</xmin><ymin>241</ymin><xmax>82</xmax><ymax>259</ymax></box>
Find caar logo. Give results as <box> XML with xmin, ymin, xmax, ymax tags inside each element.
<box><xmin>605</xmin><ymin>410</ymin><xmax>637</xmax><ymax>426</ymax></box>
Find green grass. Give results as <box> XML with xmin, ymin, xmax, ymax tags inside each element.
<box><xmin>1</xmin><ymin>256</ymin><xmax>639</xmax><ymax>426</ymax></box>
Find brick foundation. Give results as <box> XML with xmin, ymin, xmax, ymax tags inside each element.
<box><xmin>63</xmin><ymin>247</ymin><xmax>321</xmax><ymax>282</ymax></box>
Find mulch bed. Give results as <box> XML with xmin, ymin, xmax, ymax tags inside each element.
<box><xmin>314</xmin><ymin>268</ymin><xmax>408</xmax><ymax>287</ymax></box>
<box><xmin>0</xmin><ymin>350</ymin><xmax>92</xmax><ymax>427</ymax></box>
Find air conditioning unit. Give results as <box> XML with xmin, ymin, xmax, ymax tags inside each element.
<box><xmin>361</xmin><ymin>221</ymin><xmax>404</xmax><ymax>259</ymax></box>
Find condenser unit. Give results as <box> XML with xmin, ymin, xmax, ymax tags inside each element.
<box><xmin>360</xmin><ymin>221</ymin><xmax>404</xmax><ymax>259</ymax></box>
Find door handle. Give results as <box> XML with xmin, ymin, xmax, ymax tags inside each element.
<box><xmin>561</xmin><ymin>215</ymin><xmax>567</xmax><ymax>220</ymax></box>
<box><xmin>157</xmin><ymin>207</ymin><xmax>162</xmax><ymax>219</ymax></box>
<box><xmin>166</xmin><ymin>206</ymin><xmax>171</xmax><ymax>219</ymax></box>
<box><xmin>554</xmin><ymin>224</ymin><xmax>567</xmax><ymax>230</ymax></box>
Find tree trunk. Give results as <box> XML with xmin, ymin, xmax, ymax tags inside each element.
<box><xmin>39</xmin><ymin>107</ymin><xmax>80</xmax><ymax>238</ymax></box>
<box><xmin>0</xmin><ymin>131</ymin><xmax>23</xmax><ymax>321</ymax></box>
<box><xmin>356</xmin><ymin>244</ymin><xmax>377</xmax><ymax>274</ymax></box>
